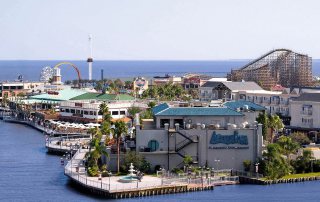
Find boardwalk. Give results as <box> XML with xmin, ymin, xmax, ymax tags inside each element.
<box><xmin>46</xmin><ymin>136</ymin><xmax>91</xmax><ymax>154</ymax></box>
<box><xmin>64</xmin><ymin>149</ymin><xmax>239</xmax><ymax>198</ymax></box>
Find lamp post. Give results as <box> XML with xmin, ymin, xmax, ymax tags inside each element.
<box><xmin>108</xmin><ymin>172</ymin><xmax>112</xmax><ymax>191</ymax></box>
<box><xmin>214</xmin><ymin>159</ymin><xmax>220</xmax><ymax>171</ymax></box>
<box><xmin>255</xmin><ymin>162</ymin><xmax>260</xmax><ymax>178</ymax></box>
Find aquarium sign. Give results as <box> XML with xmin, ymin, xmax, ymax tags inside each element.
<box><xmin>135</xmin><ymin>78</ymin><xmax>146</xmax><ymax>87</ymax></box>
<box><xmin>210</xmin><ymin>131</ymin><xmax>248</xmax><ymax>145</ymax></box>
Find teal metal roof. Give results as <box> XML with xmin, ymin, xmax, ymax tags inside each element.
<box><xmin>155</xmin><ymin>107</ymin><xmax>243</xmax><ymax>116</ymax></box>
<box><xmin>223</xmin><ymin>100</ymin><xmax>266</xmax><ymax>111</ymax></box>
<box><xmin>30</xmin><ymin>89</ymin><xmax>87</xmax><ymax>101</ymax></box>
<box><xmin>152</xmin><ymin>103</ymin><xmax>169</xmax><ymax>115</ymax></box>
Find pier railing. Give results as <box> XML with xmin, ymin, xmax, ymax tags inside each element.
<box><xmin>64</xmin><ymin>148</ymin><xmax>239</xmax><ymax>193</ymax></box>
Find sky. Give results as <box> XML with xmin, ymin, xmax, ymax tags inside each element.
<box><xmin>0</xmin><ymin>0</ymin><xmax>319</xmax><ymax>60</ymax></box>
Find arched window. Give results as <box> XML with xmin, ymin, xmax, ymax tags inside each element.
<box><xmin>148</xmin><ymin>140</ymin><xmax>159</xmax><ymax>152</ymax></box>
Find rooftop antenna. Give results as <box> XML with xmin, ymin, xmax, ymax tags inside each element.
<box><xmin>87</xmin><ymin>34</ymin><xmax>93</xmax><ymax>80</ymax></box>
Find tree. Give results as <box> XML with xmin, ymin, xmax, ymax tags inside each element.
<box><xmin>183</xmin><ymin>155</ymin><xmax>193</xmax><ymax>167</ymax></box>
<box><xmin>114</xmin><ymin>78</ymin><xmax>124</xmax><ymax>88</ymax></box>
<box><xmin>243</xmin><ymin>160</ymin><xmax>251</xmax><ymax>172</ymax></box>
<box><xmin>256</xmin><ymin>112</ymin><xmax>269</xmax><ymax>140</ymax></box>
<box><xmin>263</xmin><ymin>143</ymin><xmax>292</xmax><ymax>179</ymax></box>
<box><xmin>148</xmin><ymin>101</ymin><xmax>156</xmax><ymax>109</ymax></box>
<box><xmin>112</xmin><ymin>120</ymin><xmax>128</xmax><ymax>173</ymax></box>
<box><xmin>127</xmin><ymin>106</ymin><xmax>141</xmax><ymax>117</ymax></box>
<box><xmin>99</xmin><ymin>102</ymin><xmax>112</xmax><ymax>123</ymax></box>
<box><xmin>95</xmin><ymin>81</ymin><xmax>103</xmax><ymax>92</ymax></box>
<box><xmin>276</xmin><ymin>136</ymin><xmax>299</xmax><ymax>159</ymax></box>
<box><xmin>290</xmin><ymin>132</ymin><xmax>311</xmax><ymax>146</ymax></box>
<box><xmin>268</xmin><ymin>115</ymin><xmax>284</xmax><ymax>142</ymax></box>
<box><xmin>292</xmin><ymin>149</ymin><xmax>314</xmax><ymax>173</ymax></box>
<box><xmin>124</xmin><ymin>81</ymin><xmax>133</xmax><ymax>89</ymax></box>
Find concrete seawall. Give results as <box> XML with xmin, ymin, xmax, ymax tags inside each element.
<box><xmin>240</xmin><ymin>176</ymin><xmax>320</xmax><ymax>185</ymax></box>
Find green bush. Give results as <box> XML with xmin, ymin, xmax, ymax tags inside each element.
<box><xmin>88</xmin><ymin>165</ymin><xmax>99</xmax><ymax>177</ymax></box>
<box><xmin>172</xmin><ymin>168</ymin><xmax>183</xmax><ymax>174</ymax></box>
<box><xmin>140</xmin><ymin>159</ymin><xmax>152</xmax><ymax>174</ymax></box>
<box><xmin>243</xmin><ymin>160</ymin><xmax>251</xmax><ymax>172</ymax></box>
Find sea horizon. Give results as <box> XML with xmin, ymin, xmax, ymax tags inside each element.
<box><xmin>0</xmin><ymin>60</ymin><xmax>320</xmax><ymax>82</ymax></box>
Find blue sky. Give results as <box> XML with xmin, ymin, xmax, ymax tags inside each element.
<box><xmin>0</xmin><ymin>0</ymin><xmax>319</xmax><ymax>60</ymax></box>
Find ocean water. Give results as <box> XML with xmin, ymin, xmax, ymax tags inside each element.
<box><xmin>0</xmin><ymin>121</ymin><xmax>320</xmax><ymax>201</ymax></box>
<box><xmin>0</xmin><ymin>60</ymin><xmax>319</xmax><ymax>82</ymax></box>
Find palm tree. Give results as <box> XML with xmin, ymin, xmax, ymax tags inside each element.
<box><xmin>277</xmin><ymin>136</ymin><xmax>299</xmax><ymax>159</ymax></box>
<box><xmin>268</xmin><ymin>115</ymin><xmax>284</xmax><ymax>143</ymax></box>
<box><xmin>112</xmin><ymin>120</ymin><xmax>128</xmax><ymax>173</ymax></box>
<box><xmin>99</xmin><ymin>102</ymin><xmax>112</xmax><ymax>123</ymax></box>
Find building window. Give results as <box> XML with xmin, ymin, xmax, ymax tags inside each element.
<box><xmin>84</xmin><ymin>111</ymin><xmax>88</xmax><ymax>115</ymax></box>
<box><xmin>112</xmin><ymin>111</ymin><xmax>119</xmax><ymax>115</ymax></box>
<box><xmin>174</xmin><ymin>119</ymin><xmax>184</xmax><ymax>127</ymax></box>
<box><xmin>60</xmin><ymin>108</ymin><xmax>65</xmax><ymax>112</ymax></box>
<box><xmin>65</xmin><ymin>108</ymin><xmax>70</xmax><ymax>113</ymax></box>
<box><xmin>90</xmin><ymin>111</ymin><xmax>93</xmax><ymax>115</ymax></box>
<box><xmin>148</xmin><ymin>140</ymin><xmax>159</xmax><ymax>152</ymax></box>
<box><xmin>70</xmin><ymin>109</ymin><xmax>75</xmax><ymax>113</ymax></box>
<box><xmin>160</xmin><ymin>119</ymin><xmax>170</xmax><ymax>128</ymax></box>
<box><xmin>93</xmin><ymin>111</ymin><xmax>97</xmax><ymax>116</ymax></box>
<box><xmin>120</xmin><ymin>111</ymin><xmax>126</xmax><ymax>115</ymax></box>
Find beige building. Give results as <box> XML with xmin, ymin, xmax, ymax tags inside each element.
<box><xmin>136</xmin><ymin>103</ymin><xmax>263</xmax><ymax>171</ymax></box>
<box><xmin>289</xmin><ymin>93</ymin><xmax>320</xmax><ymax>131</ymax></box>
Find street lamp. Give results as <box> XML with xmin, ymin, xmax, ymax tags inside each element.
<box><xmin>214</xmin><ymin>159</ymin><xmax>220</xmax><ymax>171</ymax></box>
<box><xmin>108</xmin><ymin>172</ymin><xmax>112</xmax><ymax>190</ymax></box>
<box><xmin>255</xmin><ymin>162</ymin><xmax>260</xmax><ymax>178</ymax></box>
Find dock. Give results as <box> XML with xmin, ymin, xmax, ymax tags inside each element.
<box><xmin>64</xmin><ymin>149</ymin><xmax>239</xmax><ymax>199</ymax></box>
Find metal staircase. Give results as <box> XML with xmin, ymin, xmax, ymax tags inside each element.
<box><xmin>168</xmin><ymin>129</ymin><xmax>199</xmax><ymax>168</ymax></box>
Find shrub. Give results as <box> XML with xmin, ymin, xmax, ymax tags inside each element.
<box><xmin>172</xmin><ymin>168</ymin><xmax>183</xmax><ymax>174</ymax></box>
<box><xmin>88</xmin><ymin>165</ymin><xmax>99</xmax><ymax>177</ymax></box>
<box><xmin>243</xmin><ymin>160</ymin><xmax>251</xmax><ymax>172</ymax></box>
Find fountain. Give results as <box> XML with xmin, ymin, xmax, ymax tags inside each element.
<box><xmin>118</xmin><ymin>163</ymin><xmax>139</xmax><ymax>183</ymax></box>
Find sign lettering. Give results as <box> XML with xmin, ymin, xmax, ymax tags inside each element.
<box><xmin>210</xmin><ymin>131</ymin><xmax>248</xmax><ymax>145</ymax></box>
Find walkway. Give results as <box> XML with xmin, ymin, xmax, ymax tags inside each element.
<box><xmin>64</xmin><ymin>149</ymin><xmax>239</xmax><ymax>195</ymax></box>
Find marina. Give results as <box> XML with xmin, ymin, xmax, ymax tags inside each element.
<box><xmin>1</xmin><ymin>120</ymin><xmax>320</xmax><ymax>201</ymax></box>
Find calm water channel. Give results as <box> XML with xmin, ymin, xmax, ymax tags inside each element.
<box><xmin>1</xmin><ymin>121</ymin><xmax>320</xmax><ymax>202</ymax></box>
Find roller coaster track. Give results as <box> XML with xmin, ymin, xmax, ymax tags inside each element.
<box><xmin>238</xmin><ymin>48</ymin><xmax>307</xmax><ymax>71</ymax></box>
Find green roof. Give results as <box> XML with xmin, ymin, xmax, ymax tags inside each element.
<box><xmin>155</xmin><ymin>107</ymin><xmax>243</xmax><ymax>116</ymax></box>
<box><xmin>223</xmin><ymin>100</ymin><xmax>266</xmax><ymax>111</ymax></box>
<box><xmin>30</xmin><ymin>89</ymin><xmax>87</xmax><ymax>101</ymax></box>
<box><xmin>70</xmin><ymin>93</ymin><xmax>135</xmax><ymax>101</ymax></box>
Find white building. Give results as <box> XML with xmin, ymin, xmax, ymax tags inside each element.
<box><xmin>59</xmin><ymin>100</ymin><xmax>145</xmax><ymax>123</ymax></box>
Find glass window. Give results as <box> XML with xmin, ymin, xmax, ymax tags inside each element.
<box><xmin>65</xmin><ymin>108</ymin><xmax>70</xmax><ymax>113</ymax></box>
<box><xmin>70</xmin><ymin>109</ymin><xmax>75</xmax><ymax>113</ymax></box>
<box><xmin>112</xmin><ymin>111</ymin><xmax>119</xmax><ymax>115</ymax></box>
<box><xmin>90</xmin><ymin>111</ymin><xmax>93</xmax><ymax>115</ymax></box>
<box><xmin>84</xmin><ymin>111</ymin><xmax>88</xmax><ymax>115</ymax></box>
<box><xmin>120</xmin><ymin>111</ymin><xmax>126</xmax><ymax>115</ymax></box>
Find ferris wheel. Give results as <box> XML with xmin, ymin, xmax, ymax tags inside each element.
<box><xmin>40</xmin><ymin>66</ymin><xmax>53</xmax><ymax>82</ymax></box>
